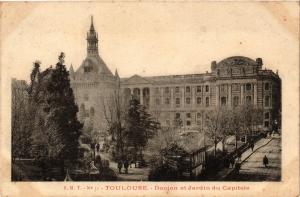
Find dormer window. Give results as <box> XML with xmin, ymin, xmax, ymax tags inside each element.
<box><xmin>84</xmin><ymin>60</ymin><xmax>92</xmax><ymax>72</ymax></box>
<box><xmin>84</xmin><ymin>66</ymin><xmax>92</xmax><ymax>73</ymax></box>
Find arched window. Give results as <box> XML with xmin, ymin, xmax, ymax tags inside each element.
<box><xmin>186</xmin><ymin>86</ymin><xmax>191</xmax><ymax>93</ymax></box>
<box><xmin>205</xmin><ymin>97</ymin><xmax>210</xmax><ymax>107</ymax></box>
<box><xmin>197</xmin><ymin>97</ymin><xmax>201</xmax><ymax>104</ymax></box>
<box><xmin>246</xmin><ymin>83</ymin><xmax>252</xmax><ymax>91</ymax></box>
<box><xmin>221</xmin><ymin>97</ymin><xmax>227</xmax><ymax>106</ymax></box>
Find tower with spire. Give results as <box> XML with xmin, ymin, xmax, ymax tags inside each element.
<box><xmin>87</xmin><ymin>16</ymin><xmax>98</xmax><ymax>56</ymax></box>
<box><xmin>70</xmin><ymin>16</ymin><xmax>119</xmax><ymax>135</ymax></box>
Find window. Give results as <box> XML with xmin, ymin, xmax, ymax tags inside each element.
<box><xmin>186</xmin><ymin>121</ymin><xmax>191</xmax><ymax>126</ymax></box>
<box><xmin>233</xmin><ymin>96</ymin><xmax>239</xmax><ymax>107</ymax></box>
<box><xmin>264</xmin><ymin>121</ymin><xmax>269</xmax><ymax>127</ymax></box>
<box><xmin>186</xmin><ymin>113</ymin><xmax>191</xmax><ymax>118</ymax></box>
<box><xmin>205</xmin><ymin>85</ymin><xmax>209</xmax><ymax>92</ymax></box>
<box><xmin>221</xmin><ymin>97</ymin><xmax>227</xmax><ymax>106</ymax></box>
<box><xmin>176</xmin><ymin>98</ymin><xmax>180</xmax><ymax>105</ymax></box>
<box><xmin>186</xmin><ymin>86</ymin><xmax>191</xmax><ymax>93</ymax></box>
<box><xmin>265</xmin><ymin>112</ymin><xmax>270</xmax><ymax>119</ymax></box>
<box><xmin>155</xmin><ymin>98</ymin><xmax>160</xmax><ymax>105</ymax></box>
<box><xmin>84</xmin><ymin>66</ymin><xmax>92</xmax><ymax>72</ymax></box>
<box><xmin>175</xmin><ymin>87</ymin><xmax>180</xmax><ymax>93</ymax></box>
<box><xmin>205</xmin><ymin>97</ymin><xmax>209</xmax><ymax>107</ymax></box>
<box><xmin>165</xmin><ymin>98</ymin><xmax>170</xmax><ymax>104</ymax></box>
<box><xmin>265</xmin><ymin>96</ymin><xmax>270</xmax><ymax>107</ymax></box>
<box><xmin>265</xmin><ymin>83</ymin><xmax>270</xmax><ymax>91</ymax></box>
<box><xmin>197</xmin><ymin>97</ymin><xmax>202</xmax><ymax>104</ymax></box>
<box><xmin>197</xmin><ymin>120</ymin><xmax>201</xmax><ymax>126</ymax></box>
<box><xmin>165</xmin><ymin>87</ymin><xmax>170</xmax><ymax>93</ymax></box>
<box><xmin>246</xmin><ymin>96</ymin><xmax>252</xmax><ymax>104</ymax></box>
<box><xmin>197</xmin><ymin>113</ymin><xmax>201</xmax><ymax>119</ymax></box>
<box><xmin>197</xmin><ymin>86</ymin><xmax>201</xmax><ymax>92</ymax></box>
<box><xmin>186</xmin><ymin>97</ymin><xmax>191</xmax><ymax>104</ymax></box>
<box><xmin>175</xmin><ymin>113</ymin><xmax>181</xmax><ymax>119</ymax></box>
<box><xmin>246</xmin><ymin>83</ymin><xmax>252</xmax><ymax>91</ymax></box>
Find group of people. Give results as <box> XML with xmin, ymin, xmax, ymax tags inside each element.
<box><xmin>118</xmin><ymin>160</ymin><xmax>131</xmax><ymax>174</ymax></box>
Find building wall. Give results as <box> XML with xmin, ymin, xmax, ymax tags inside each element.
<box><xmin>120</xmin><ymin>56</ymin><xmax>281</xmax><ymax>132</ymax></box>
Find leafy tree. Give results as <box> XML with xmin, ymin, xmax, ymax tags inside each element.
<box><xmin>29</xmin><ymin>53</ymin><xmax>82</xmax><ymax>176</ymax></box>
<box><xmin>124</xmin><ymin>97</ymin><xmax>160</xmax><ymax>159</ymax></box>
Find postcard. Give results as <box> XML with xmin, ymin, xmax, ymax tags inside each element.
<box><xmin>0</xmin><ymin>1</ymin><xmax>299</xmax><ymax>197</ymax></box>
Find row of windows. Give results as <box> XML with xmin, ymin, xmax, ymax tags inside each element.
<box><xmin>176</xmin><ymin>112</ymin><xmax>203</xmax><ymax>119</ymax></box>
<box><xmin>156</xmin><ymin>97</ymin><xmax>210</xmax><ymax>106</ymax></box>
<box><xmin>155</xmin><ymin>82</ymin><xmax>270</xmax><ymax>95</ymax></box>
<box><xmin>155</xmin><ymin>85</ymin><xmax>210</xmax><ymax>94</ymax></box>
<box><xmin>156</xmin><ymin>95</ymin><xmax>270</xmax><ymax>107</ymax></box>
<box><xmin>172</xmin><ymin>111</ymin><xmax>272</xmax><ymax>127</ymax></box>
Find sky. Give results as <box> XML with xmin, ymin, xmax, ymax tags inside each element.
<box><xmin>1</xmin><ymin>2</ymin><xmax>299</xmax><ymax>82</ymax></box>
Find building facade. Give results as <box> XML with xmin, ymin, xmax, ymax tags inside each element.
<box><xmin>71</xmin><ymin>18</ymin><xmax>281</xmax><ymax>133</ymax></box>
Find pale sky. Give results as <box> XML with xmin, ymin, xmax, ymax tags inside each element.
<box><xmin>1</xmin><ymin>2</ymin><xmax>299</xmax><ymax>82</ymax></box>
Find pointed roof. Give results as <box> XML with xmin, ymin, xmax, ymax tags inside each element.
<box><xmin>115</xmin><ymin>69</ymin><xmax>119</xmax><ymax>78</ymax></box>
<box><xmin>123</xmin><ymin>74</ymin><xmax>152</xmax><ymax>85</ymax></box>
<box><xmin>76</xmin><ymin>55</ymin><xmax>113</xmax><ymax>76</ymax></box>
<box><xmin>90</xmin><ymin>15</ymin><xmax>95</xmax><ymax>32</ymax></box>
<box><xmin>69</xmin><ymin>64</ymin><xmax>74</xmax><ymax>73</ymax></box>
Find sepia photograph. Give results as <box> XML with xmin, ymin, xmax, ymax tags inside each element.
<box><xmin>0</xmin><ymin>1</ymin><xmax>299</xmax><ymax>197</ymax></box>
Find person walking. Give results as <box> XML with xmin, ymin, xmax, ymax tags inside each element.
<box><xmin>230</xmin><ymin>157</ymin><xmax>235</xmax><ymax>168</ymax></box>
<box><xmin>96</xmin><ymin>143</ymin><xmax>100</xmax><ymax>153</ymax></box>
<box><xmin>117</xmin><ymin>160</ymin><xmax>123</xmax><ymax>174</ymax></box>
<box><xmin>234</xmin><ymin>160</ymin><xmax>241</xmax><ymax>175</ymax></box>
<box><xmin>251</xmin><ymin>143</ymin><xmax>254</xmax><ymax>151</ymax></box>
<box><xmin>124</xmin><ymin>159</ymin><xmax>129</xmax><ymax>174</ymax></box>
<box><xmin>263</xmin><ymin>155</ymin><xmax>269</xmax><ymax>167</ymax></box>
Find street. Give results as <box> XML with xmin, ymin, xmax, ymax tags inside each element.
<box><xmin>226</xmin><ymin>136</ymin><xmax>281</xmax><ymax>181</ymax></box>
<box><xmin>99</xmin><ymin>152</ymin><xmax>150</xmax><ymax>181</ymax></box>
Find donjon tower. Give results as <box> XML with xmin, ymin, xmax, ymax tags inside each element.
<box><xmin>70</xmin><ymin>16</ymin><xmax>119</xmax><ymax>134</ymax></box>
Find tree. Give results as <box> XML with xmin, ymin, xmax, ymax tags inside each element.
<box><xmin>103</xmin><ymin>86</ymin><xmax>127</xmax><ymax>160</ymax></box>
<box><xmin>124</xmin><ymin>97</ymin><xmax>160</xmax><ymax>159</ymax></box>
<box><xmin>29</xmin><ymin>53</ymin><xmax>82</xmax><ymax>176</ymax></box>
<box><xmin>238</xmin><ymin>103</ymin><xmax>263</xmax><ymax>142</ymax></box>
<box><xmin>204</xmin><ymin>107</ymin><xmax>233</xmax><ymax>156</ymax></box>
<box><xmin>11</xmin><ymin>79</ymin><xmax>32</xmax><ymax>160</ymax></box>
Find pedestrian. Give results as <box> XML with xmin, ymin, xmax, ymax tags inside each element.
<box><xmin>128</xmin><ymin>153</ymin><xmax>133</xmax><ymax>168</ymax></box>
<box><xmin>124</xmin><ymin>159</ymin><xmax>129</xmax><ymax>174</ymax></box>
<box><xmin>251</xmin><ymin>143</ymin><xmax>254</xmax><ymax>151</ymax></box>
<box><xmin>263</xmin><ymin>155</ymin><xmax>269</xmax><ymax>167</ymax></box>
<box><xmin>235</xmin><ymin>160</ymin><xmax>241</xmax><ymax>175</ymax></box>
<box><xmin>117</xmin><ymin>160</ymin><xmax>123</xmax><ymax>174</ymax></box>
<box><xmin>96</xmin><ymin>143</ymin><xmax>100</xmax><ymax>152</ymax></box>
<box><xmin>230</xmin><ymin>157</ymin><xmax>235</xmax><ymax>168</ymax></box>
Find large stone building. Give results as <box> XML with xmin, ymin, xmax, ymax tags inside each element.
<box><xmin>71</xmin><ymin>17</ymin><xmax>281</xmax><ymax>134</ymax></box>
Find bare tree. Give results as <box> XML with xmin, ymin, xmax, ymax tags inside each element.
<box><xmin>204</xmin><ymin>107</ymin><xmax>233</xmax><ymax>156</ymax></box>
<box><xmin>102</xmin><ymin>86</ymin><xmax>128</xmax><ymax>160</ymax></box>
<box><xmin>11</xmin><ymin>79</ymin><xmax>32</xmax><ymax>160</ymax></box>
